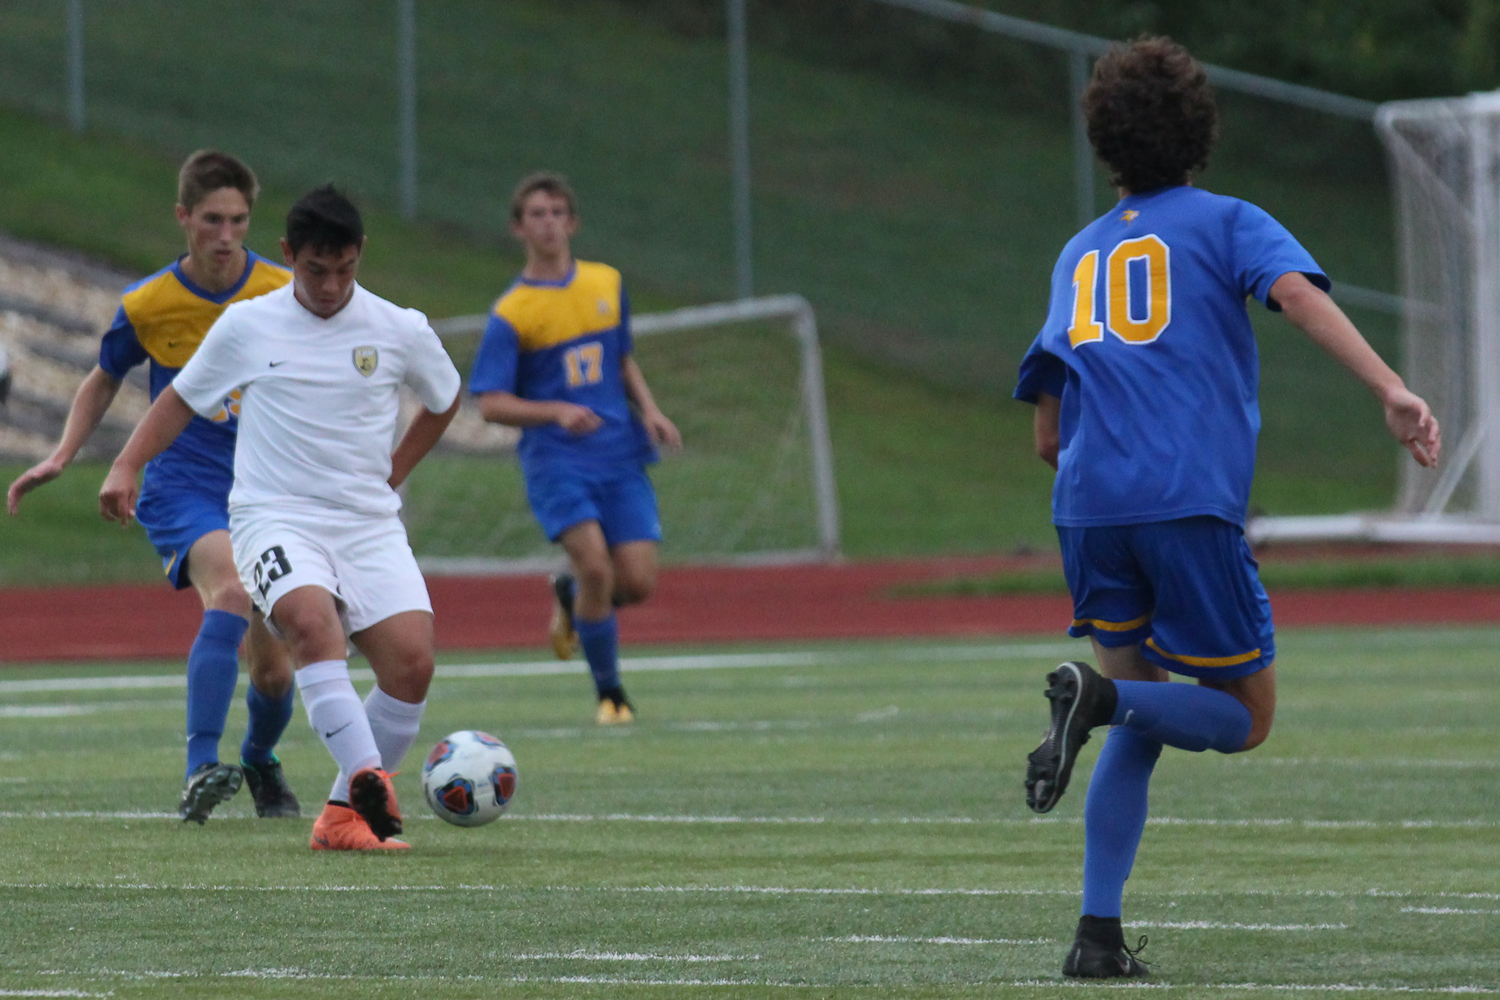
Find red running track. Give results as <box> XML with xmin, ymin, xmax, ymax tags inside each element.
<box><xmin>3</xmin><ymin>555</ymin><xmax>1500</xmax><ymax>663</ymax></box>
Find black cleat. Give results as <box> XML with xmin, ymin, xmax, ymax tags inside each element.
<box><xmin>242</xmin><ymin>756</ymin><xmax>301</xmax><ymax>818</ymax></box>
<box><xmin>1025</xmin><ymin>661</ymin><xmax>1116</xmax><ymax>813</ymax></box>
<box><xmin>1063</xmin><ymin>915</ymin><xmax>1151</xmax><ymax>978</ymax></box>
<box><xmin>179</xmin><ymin>762</ymin><xmax>243</xmax><ymax>825</ymax></box>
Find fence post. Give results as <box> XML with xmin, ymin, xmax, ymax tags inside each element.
<box><xmin>397</xmin><ymin>0</ymin><xmax>418</xmax><ymax>220</ymax></box>
<box><xmin>727</xmin><ymin>0</ymin><xmax>753</xmax><ymax>300</ymax></box>
<box><xmin>67</xmin><ymin>0</ymin><xmax>85</xmax><ymax>132</ymax></box>
<box><xmin>1069</xmin><ymin>49</ymin><xmax>1094</xmax><ymax>228</ymax></box>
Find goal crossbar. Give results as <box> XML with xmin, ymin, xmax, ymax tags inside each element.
<box><xmin>423</xmin><ymin>294</ymin><xmax>841</xmax><ymax>572</ymax></box>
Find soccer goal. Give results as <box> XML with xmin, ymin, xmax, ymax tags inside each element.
<box><xmin>1248</xmin><ymin>90</ymin><xmax>1500</xmax><ymax>545</ymax></box>
<box><xmin>402</xmin><ymin>294</ymin><xmax>840</xmax><ymax>574</ymax></box>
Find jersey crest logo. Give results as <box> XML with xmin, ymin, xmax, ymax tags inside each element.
<box><xmin>1121</xmin><ymin>210</ymin><xmax>1140</xmax><ymax>222</ymax></box>
<box><xmin>597</xmin><ymin>299</ymin><xmax>610</xmax><ymax>315</ymax></box>
<box><xmin>352</xmin><ymin>346</ymin><xmax>379</xmax><ymax>377</ymax></box>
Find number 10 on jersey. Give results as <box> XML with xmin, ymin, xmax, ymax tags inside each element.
<box><xmin>1068</xmin><ymin>234</ymin><xmax>1172</xmax><ymax>348</ymax></box>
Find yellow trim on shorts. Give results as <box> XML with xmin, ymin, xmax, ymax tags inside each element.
<box><xmin>1145</xmin><ymin>637</ymin><xmax>1262</xmax><ymax>668</ymax></box>
<box><xmin>1072</xmin><ymin>613</ymin><xmax>1151</xmax><ymax>633</ymax></box>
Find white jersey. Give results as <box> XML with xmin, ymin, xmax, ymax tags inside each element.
<box><xmin>173</xmin><ymin>282</ymin><xmax>461</xmax><ymax>517</ymax></box>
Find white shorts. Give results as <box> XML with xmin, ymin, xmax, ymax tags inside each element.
<box><xmin>231</xmin><ymin>503</ymin><xmax>432</xmax><ymax>636</ymax></box>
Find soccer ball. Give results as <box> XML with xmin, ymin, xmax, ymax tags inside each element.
<box><xmin>421</xmin><ymin>730</ymin><xmax>518</xmax><ymax>827</ymax></box>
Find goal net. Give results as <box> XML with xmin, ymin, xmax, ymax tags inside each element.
<box><xmin>400</xmin><ymin>295</ymin><xmax>840</xmax><ymax>573</ymax></box>
<box><xmin>1249</xmin><ymin>90</ymin><xmax>1500</xmax><ymax>544</ymax></box>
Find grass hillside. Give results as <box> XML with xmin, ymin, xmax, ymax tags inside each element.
<box><xmin>0</xmin><ymin>1</ymin><xmax>1413</xmax><ymax>581</ymax></box>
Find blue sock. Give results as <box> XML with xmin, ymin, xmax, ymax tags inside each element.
<box><xmin>576</xmin><ymin>614</ymin><xmax>621</xmax><ymax>696</ymax></box>
<box><xmin>1111</xmin><ymin>679</ymin><xmax>1252</xmax><ymax>753</ymax></box>
<box><xmin>1081</xmin><ymin>727</ymin><xmax>1162</xmax><ymax>918</ymax></box>
<box><xmin>185</xmin><ymin>610</ymin><xmax>247</xmax><ymax>778</ymax></box>
<box><xmin>240</xmin><ymin>683</ymin><xmax>295</xmax><ymax>766</ymax></box>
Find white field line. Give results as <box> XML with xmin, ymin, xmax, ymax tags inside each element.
<box><xmin>1402</xmin><ymin>907</ymin><xmax>1500</xmax><ymax>915</ymax></box>
<box><xmin>1125</xmin><ymin>921</ymin><xmax>1347</xmax><ymax>931</ymax></box>
<box><xmin>9</xmin><ymin>882</ymin><xmax>1495</xmax><ymax>903</ymax></box>
<box><xmin>0</xmin><ymin>642</ymin><xmax>1083</xmax><ymax>696</ymax></box>
<box><xmin>24</xmin><ymin>969</ymin><xmax>1500</xmax><ymax>993</ymax></box>
<box><xmin>510</xmin><ymin>951</ymin><xmax>748</xmax><ymax>962</ymax></box>
<box><xmin>2</xmin><ymin>808</ymin><xmax>1494</xmax><ymax>831</ymax></box>
<box><xmin>0</xmin><ymin>992</ymin><xmax>112</xmax><ymax>998</ymax></box>
<box><xmin>0</xmin><ymin>699</ymin><xmax>177</xmax><ymax>718</ymax></box>
<box><xmin>819</xmin><ymin>934</ymin><xmax>1053</xmax><ymax>944</ymax></box>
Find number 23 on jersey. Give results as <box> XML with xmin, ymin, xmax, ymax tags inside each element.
<box><xmin>1067</xmin><ymin>234</ymin><xmax>1171</xmax><ymax>349</ymax></box>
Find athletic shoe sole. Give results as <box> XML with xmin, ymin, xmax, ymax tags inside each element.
<box><xmin>179</xmin><ymin>763</ymin><xmax>244</xmax><ymax>825</ymax></box>
<box><xmin>1025</xmin><ymin>661</ymin><xmax>1099</xmax><ymax>814</ymax></box>
<box><xmin>349</xmin><ymin>768</ymin><xmax>403</xmax><ymax>841</ymax></box>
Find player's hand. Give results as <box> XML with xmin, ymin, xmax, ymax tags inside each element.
<box><xmin>643</xmin><ymin>407</ymin><xmax>682</xmax><ymax>450</ymax></box>
<box><xmin>6</xmin><ymin>456</ymin><xmax>65</xmax><ymax>515</ymax></box>
<box><xmin>98</xmin><ymin>461</ymin><xmax>141</xmax><ymax>527</ymax></box>
<box><xmin>1383</xmin><ymin>386</ymin><xmax>1441</xmax><ymax>468</ymax></box>
<box><xmin>554</xmin><ymin>403</ymin><xmax>603</xmax><ymax>436</ymax></box>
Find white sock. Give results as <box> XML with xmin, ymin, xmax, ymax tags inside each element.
<box><xmin>295</xmin><ymin>660</ymin><xmax>380</xmax><ymax>804</ymax></box>
<box><xmin>364</xmin><ymin>686</ymin><xmax>427</xmax><ymax>773</ymax></box>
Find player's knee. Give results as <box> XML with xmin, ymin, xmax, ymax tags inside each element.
<box><xmin>1237</xmin><ymin>713</ymin><xmax>1274</xmax><ymax>752</ymax></box>
<box><xmin>204</xmin><ymin>580</ymin><xmax>252</xmax><ymax>618</ymax></box>
<box><xmin>247</xmin><ymin>651</ymin><xmax>294</xmax><ymax>698</ymax></box>
<box><xmin>614</xmin><ymin>571</ymin><xmax>655</xmax><ymax>605</ymax></box>
<box><xmin>387</xmin><ymin>649</ymin><xmax>435</xmax><ymax>702</ymax></box>
<box><xmin>575</xmin><ymin>559</ymin><xmax>614</xmax><ymax>600</ymax></box>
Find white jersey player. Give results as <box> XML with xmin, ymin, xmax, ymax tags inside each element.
<box><xmin>101</xmin><ymin>185</ymin><xmax>461</xmax><ymax>851</ymax></box>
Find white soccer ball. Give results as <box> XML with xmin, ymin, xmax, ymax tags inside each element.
<box><xmin>421</xmin><ymin>730</ymin><xmax>518</xmax><ymax>827</ymax></box>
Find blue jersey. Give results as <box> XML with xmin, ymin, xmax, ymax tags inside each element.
<box><xmin>99</xmin><ymin>251</ymin><xmax>290</xmax><ymax>496</ymax></box>
<box><xmin>1014</xmin><ymin>186</ymin><xmax>1327</xmax><ymax>529</ymax></box>
<box><xmin>468</xmin><ymin>260</ymin><xmax>656</xmax><ymax>477</ymax></box>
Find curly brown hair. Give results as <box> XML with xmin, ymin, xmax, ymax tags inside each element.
<box><xmin>1082</xmin><ymin>37</ymin><xmax>1218</xmax><ymax>195</ymax></box>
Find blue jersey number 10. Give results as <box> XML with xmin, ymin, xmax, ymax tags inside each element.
<box><xmin>1067</xmin><ymin>234</ymin><xmax>1172</xmax><ymax>348</ymax></box>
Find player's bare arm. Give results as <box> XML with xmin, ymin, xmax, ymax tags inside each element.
<box><xmin>621</xmin><ymin>356</ymin><xmax>681</xmax><ymax>449</ymax></box>
<box><xmin>1270</xmin><ymin>271</ymin><xmax>1442</xmax><ymax>468</ymax></box>
<box><xmin>6</xmin><ymin>365</ymin><xmax>123</xmax><ymax>514</ymax></box>
<box><xmin>389</xmin><ymin>394</ymin><xmax>461</xmax><ymax>489</ymax></box>
<box><xmin>1033</xmin><ymin>392</ymin><xmax>1061</xmax><ymax>470</ymax></box>
<box><xmin>98</xmin><ymin>385</ymin><xmax>196</xmax><ymax>526</ymax></box>
<box><xmin>476</xmin><ymin>390</ymin><xmax>603</xmax><ymax>436</ymax></box>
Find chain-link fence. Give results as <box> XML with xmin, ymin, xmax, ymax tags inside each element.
<box><xmin>0</xmin><ymin>0</ymin><xmax>1408</xmax><ymax>517</ymax></box>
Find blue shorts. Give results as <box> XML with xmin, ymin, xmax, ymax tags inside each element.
<box><xmin>135</xmin><ymin>480</ymin><xmax>230</xmax><ymax>590</ymax></box>
<box><xmin>525</xmin><ymin>464</ymin><xmax>662</xmax><ymax>546</ymax></box>
<box><xmin>1057</xmin><ymin>516</ymin><xmax>1274</xmax><ymax>679</ymax></box>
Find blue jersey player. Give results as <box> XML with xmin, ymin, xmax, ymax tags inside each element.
<box><xmin>6</xmin><ymin>151</ymin><xmax>301</xmax><ymax>823</ymax></box>
<box><xmin>471</xmin><ymin>173</ymin><xmax>681</xmax><ymax>725</ymax></box>
<box><xmin>1013</xmin><ymin>39</ymin><xmax>1441</xmax><ymax>978</ymax></box>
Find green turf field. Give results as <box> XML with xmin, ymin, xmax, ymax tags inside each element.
<box><xmin>1</xmin><ymin>629</ymin><xmax>1496</xmax><ymax>997</ymax></box>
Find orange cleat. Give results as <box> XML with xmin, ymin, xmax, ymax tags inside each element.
<box><xmin>309</xmin><ymin>802</ymin><xmax>409</xmax><ymax>851</ymax></box>
<box><xmin>349</xmin><ymin>767</ymin><xmax>403</xmax><ymax>841</ymax></box>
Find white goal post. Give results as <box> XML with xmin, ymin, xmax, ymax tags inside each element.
<box><xmin>412</xmin><ymin>294</ymin><xmax>840</xmax><ymax>573</ymax></box>
<box><xmin>1248</xmin><ymin>89</ymin><xmax>1500</xmax><ymax>546</ymax></box>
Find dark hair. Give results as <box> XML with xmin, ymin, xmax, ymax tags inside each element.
<box><xmin>510</xmin><ymin>171</ymin><xmax>577</xmax><ymax>222</ymax></box>
<box><xmin>178</xmin><ymin>149</ymin><xmax>259</xmax><ymax>212</ymax></box>
<box><xmin>1083</xmin><ymin>37</ymin><xmax>1218</xmax><ymax>194</ymax></box>
<box><xmin>285</xmin><ymin>184</ymin><xmax>365</xmax><ymax>256</ymax></box>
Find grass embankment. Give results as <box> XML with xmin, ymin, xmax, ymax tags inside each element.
<box><xmin>0</xmin><ymin>0</ymin><xmax>1415</xmax><ymax>582</ymax></box>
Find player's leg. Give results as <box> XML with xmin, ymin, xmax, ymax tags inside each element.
<box><xmin>177</xmin><ymin>529</ymin><xmax>251</xmax><ymax>824</ymax></box>
<box><xmin>350</xmin><ymin>609</ymin><xmax>435</xmax><ymax>832</ymax></box>
<box><xmin>585</xmin><ymin>467</ymin><xmax>664</xmax><ymax>723</ymax></box>
<box><xmin>559</xmin><ymin>520</ymin><xmax>632</xmax><ymax>722</ymax></box>
<box><xmin>610</xmin><ymin>540</ymin><xmax>658</xmax><ymax>607</ymax></box>
<box><xmin>239</xmin><ymin>611</ymin><xmax>300</xmax><ymax>818</ymax></box>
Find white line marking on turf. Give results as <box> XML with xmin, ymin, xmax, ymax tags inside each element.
<box><xmin>1125</xmin><ymin>921</ymin><xmax>1348</xmax><ymax>931</ymax></box>
<box><xmin>1</xmin><ymin>809</ymin><xmax>1496</xmax><ymax>831</ymax></box>
<box><xmin>0</xmin><ymin>699</ymin><xmax>178</xmax><ymax>718</ymax></box>
<box><xmin>820</xmin><ymin>934</ymin><xmax>1053</xmax><ymax>945</ymax></box>
<box><xmin>26</xmin><ymin>970</ymin><xmax>1500</xmax><ymax>993</ymax></box>
<box><xmin>1402</xmin><ymin>907</ymin><xmax>1500</xmax><ymax>915</ymax></box>
<box><xmin>511</xmin><ymin>951</ymin><xmax>748</xmax><ymax>962</ymax></box>
<box><xmin>0</xmin><ymin>642</ymin><xmax>1083</xmax><ymax>696</ymax></box>
<box><xmin>0</xmin><ymin>992</ymin><xmax>113</xmax><ymax>998</ymax></box>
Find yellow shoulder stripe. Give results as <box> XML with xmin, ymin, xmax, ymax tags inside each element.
<box><xmin>493</xmin><ymin>260</ymin><xmax>623</xmax><ymax>352</ymax></box>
